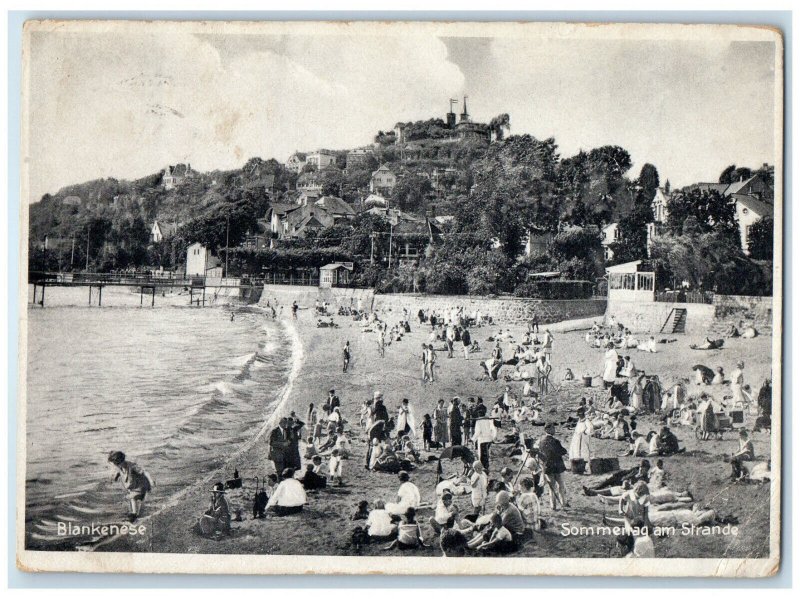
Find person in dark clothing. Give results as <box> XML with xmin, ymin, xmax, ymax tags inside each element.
<box><xmin>284</xmin><ymin>416</ymin><xmax>305</xmax><ymax>471</ymax></box>
<box><xmin>449</xmin><ymin>399</ymin><xmax>464</xmax><ymax>446</ymax></box>
<box><xmin>268</xmin><ymin>417</ymin><xmax>292</xmax><ymax>475</ymax></box>
<box><xmin>461</xmin><ymin>327</ymin><xmax>472</xmax><ymax>360</ymax></box>
<box><xmin>583</xmin><ymin>460</ymin><xmax>650</xmax><ymax>495</ymax></box>
<box><xmin>755</xmin><ymin>379</ymin><xmax>772</xmax><ymax>431</ymax></box>
<box><xmin>537</xmin><ymin>424</ymin><xmax>569</xmax><ymax>509</ymax></box>
<box><xmin>301</xmin><ymin>463</ymin><xmax>328</xmax><ymax>490</ymax></box>
<box><xmin>475</xmin><ymin>398</ymin><xmax>487</xmax><ymax>419</ymax></box>
<box><xmin>326</xmin><ymin>389</ymin><xmax>341</xmax><ymax>412</ymax></box>
<box><xmin>657</xmin><ymin>427</ymin><xmax>683</xmax><ymax>455</ymax></box>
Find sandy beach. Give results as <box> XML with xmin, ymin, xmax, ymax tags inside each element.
<box><xmin>111</xmin><ymin>304</ymin><xmax>774</xmax><ymax>560</ymax></box>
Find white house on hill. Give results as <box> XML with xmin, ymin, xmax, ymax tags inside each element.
<box><xmin>186</xmin><ymin>242</ymin><xmax>223</xmax><ymax>278</ymax></box>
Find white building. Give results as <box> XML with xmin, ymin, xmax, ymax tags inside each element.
<box><xmin>370</xmin><ymin>164</ymin><xmax>397</xmax><ymax>195</ymax></box>
<box><xmin>732</xmin><ymin>194</ymin><xmax>773</xmax><ymax>254</ymax></box>
<box><xmin>186</xmin><ymin>242</ymin><xmax>222</xmax><ymax>277</ymax></box>
<box><xmin>306</xmin><ymin>151</ymin><xmax>336</xmax><ymax>170</ymax></box>
<box><xmin>601</xmin><ymin>223</ymin><xmax>619</xmax><ymax>261</ymax></box>
<box><xmin>285</xmin><ymin>152</ymin><xmax>307</xmax><ymax>174</ymax></box>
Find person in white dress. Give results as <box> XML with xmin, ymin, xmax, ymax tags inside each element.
<box><xmin>397</xmin><ymin>398</ymin><xmax>417</xmax><ymax>437</ymax></box>
<box><xmin>385</xmin><ymin>471</ymin><xmax>421</xmax><ymax>516</ymax></box>
<box><xmin>568</xmin><ymin>408</ymin><xmax>594</xmax><ymax>463</ymax></box>
<box><xmin>602</xmin><ymin>343</ymin><xmax>619</xmax><ymax>389</ymax></box>
<box><xmin>731</xmin><ymin>360</ymin><xmax>746</xmax><ymax>405</ymax></box>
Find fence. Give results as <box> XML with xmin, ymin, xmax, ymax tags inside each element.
<box><xmin>655</xmin><ymin>290</ymin><xmax>714</xmax><ymax>304</ymax></box>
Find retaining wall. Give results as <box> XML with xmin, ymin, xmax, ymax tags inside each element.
<box><xmin>606</xmin><ymin>295</ymin><xmax>774</xmax><ymax>334</ymax></box>
<box><xmin>256</xmin><ymin>285</ymin><xmax>606</xmax><ymax>325</ymax></box>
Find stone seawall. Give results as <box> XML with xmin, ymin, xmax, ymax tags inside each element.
<box><xmin>711</xmin><ymin>295</ymin><xmax>774</xmax><ymax>333</ymax></box>
<box><xmin>373</xmin><ymin>294</ymin><xmax>607</xmax><ymax>325</ymax></box>
<box><xmin>606</xmin><ymin>295</ymin><xmax>774</xmax><ymax>334</ymax></box>
<box><xmin>256</xmin><ymin>285</ymin><xmax>606</xmax><ymax>325</ymax></box>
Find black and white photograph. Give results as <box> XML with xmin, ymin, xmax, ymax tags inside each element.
<box><xmin>16</xmin><ymin>20</ymin><xmax>783</xmax><ymax>576</ymax></box>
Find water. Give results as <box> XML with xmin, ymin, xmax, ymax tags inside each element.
<box><xmin>24</xmin><ymin>287</ymin><xmax>291</xmax><ymax>550</ymax></box>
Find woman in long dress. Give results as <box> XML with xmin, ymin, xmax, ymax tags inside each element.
<box><xmin>569</xmin><ymin>409</ymin><xmax>594</xmax><ymax>463</ymax></box>
<box><xmin>731</xmin><ymin>360</ymin><xmax>746</xmax><ymax>406</ymax></box>
<box><xmin>602</xmin><ymin>343</ymin><xmax>619</xmax><ymax>389</ymax></box>
<box><xmin>433</xmin><ymin>400</ymin><xmax>449</xmax><ymax>446</ymax></box>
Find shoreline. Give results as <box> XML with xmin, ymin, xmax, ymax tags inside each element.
<box><xmin>90</xmin><ymin>311</ymin><xmax>303</xmax><ymax>552</ymax></box>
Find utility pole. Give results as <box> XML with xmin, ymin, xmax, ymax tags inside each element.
<box><xmin>225</xmin><ymin>214</ymin><xmax>230</xmax><ymax>278</ymax></box>
<box><xmin>85</xmin><ymin>225</ymin><xmax>91</xmax><ymax>272</ymax></box>
<box><xmin>370</xmin><ymin>233</ymin><xmax>375</xmax><ymax>265</ymax></box>
<box><xmin>70</xmin><ymin>237</ymin><xmax>75</xmax><ymax>267</ymax></box>
<box><xmin>388</xmin><ymin>223</ymin><xmax>393</xmax><ymax>269</ymax></box>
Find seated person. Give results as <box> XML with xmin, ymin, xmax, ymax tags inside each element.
<box><xmin>300</xmin><ymin>463</ymin><xmax>328</xmax><ymax>491</ymax></box>
<box><xmin>429</xmin><ymin>491</ymin><xmax>460</xmax><ymax>534</ymax></box>
<box><xmin>303</xmin><ymin>436</ymin><xmax>319</xmax><ymax>460</ymax></box>
<box><xmin>563</xmin><ymin>368</ymin><xmax>575</xmax><ymax>382</ymax></box>
<box><xmin>742</xmin><ymin>325</ymin><xmax>759</xmax><ymax>339</ymax></box>
<box><xmin>725</xmin><ymin>323</ymin><xmax>740</xmax><ymax>338</ymax></box>
<box><xmin>468</xmin><ymin>513</ymin><xmax>513</xmax><ymax>552</ymax></box>
<box><xmin>352</xmin><ymin>500</ymin><xmax>370</xmax><ymax>520</ymax></box>
<box><xmin>624</xmin><ymin>432</ymin><xmax>650</xmax><ymax>457</ymax></box>
<box><xmin>729</xmin><ymin>429</ymin><xmax>755</xmax><ymax>480</ymax></box>
<box><xmin>517</xmin><ymin>477</ymin><xmax>542</xmax><ymax>532</ymax></box>
<box><xmin>384</xmin><ymin>507</ymin><xmax>427</xmax><ymax>550</ymax></box>
<box><xmin>439</xmin><ymin>515</ymin><xmax>469</xmax><ymax>557</ymax></box>
<box><xmin>620</xmin><ymin>356</ymin><xmax>637</xmax><ymax>378</ymax></box>
<box><xmin>711</xmin><ymin>367</ymin><xmax>725</xmax><ymax>385</ymax></box>
<box><xmin>656</xmin><ymin>426</ymin><xmax>684</xmax><ymax>455</ymax></box>
<box><xmin>267</xmin><ymin>468</ymin><xmax>307</xmax><ymax>515</ymax></box>
<box><xmin>637</xmin><ymin>336</ymin><xmax>657</xmax><ymax>353</ymax></box>
<box><xmin>200</xmin><ymin>482</ymin><xmax>232</xmax><ymax>536</ymax></box>
<box><xmin>385</xmin><ymin>471</ymin><xmax>421</xmax><ymax>516</ymax></box>
<box><xmin>366</xmin><ymin>500</ymin><xmax>396</xmax><ymax>540</ymax></box>
<box><xmin>399</xmin><ymin>435</ymin><xmax>421</xmax><ymax>464</ymax></box>
<box><xmin>690</xmin><ymin>337</ymin><xmax>722</xmax><ymax>350</ymax></box>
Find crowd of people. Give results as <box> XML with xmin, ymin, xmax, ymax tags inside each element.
<box><xmin>107</xmin><ymin>300</ymin><xmax>772</xmax><ymax>557</ymax></box>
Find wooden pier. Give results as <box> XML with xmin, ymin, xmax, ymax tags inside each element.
<box><xmin>29</xmin><ymin>272</ymin><xmax>261</xmax><ymax>307</ymax></box>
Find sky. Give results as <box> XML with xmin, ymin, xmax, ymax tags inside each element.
<box><xmin>24</xmin><ymin>24</ymin><xmax>779</xmax><ymax>203</ymax></box>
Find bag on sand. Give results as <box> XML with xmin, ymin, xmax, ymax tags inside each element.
<box><xmin>589</xmin><ymin>457</ymin><xmax>619</xmax><ymax>475</ymax></box>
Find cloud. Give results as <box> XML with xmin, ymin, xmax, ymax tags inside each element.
<box><xmin>25</xmin><ymin>28</ymin><xmax>775</xmax><ymax>203</ymax></box>
<box><xmin>26</xmin><ymin>30</ymin><xmax>464</xmax><ymax>202</ymax></box>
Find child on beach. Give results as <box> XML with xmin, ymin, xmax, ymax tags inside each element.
<box><xmin>108</xmin><ymin>451</ymin><xmax>154</xmax><ymax>522</ymax></box>
<box><xmin>303</xmin><ymin>436</ymin><xmax>319</xmax><ymax>461</ymax></box>
<box><xmin>329</xmin><ymin>449</ymin><xmax>344</xmax><ymax>486</ymax></box>
<box><xmin>421</xmin><ymin>414</ymin><xmax>433</xmax><ymax>451</ymax></box>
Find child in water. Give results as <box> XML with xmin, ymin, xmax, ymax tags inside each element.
<box><xmin>108</xmin><ymin>451</ymin><xmax>154</xmax><ymax>522</ymax></box>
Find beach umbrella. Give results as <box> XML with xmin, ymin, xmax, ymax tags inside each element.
<box><xmin>692</xmin><ymin>364</ymin><xmax>715</xmax><ymax>384</ymax></box>
<box><xmin>436</xmin><ymin>445</ymin><xmax>476</xmax><ymax>483</ymax></box>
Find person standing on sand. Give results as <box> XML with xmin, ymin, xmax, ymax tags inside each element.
<box><xmin>426</xmin><ymin>344</ymin><xmax>437</xmax><ymax>382</ymax></box>
<box><xmin>342</xmin><ymin>341</ymin><xmax>351</xmax><ymax>373</ymax></box>
<box><xmin>377</xmin><ymin>327</ymin><xmax>386</xmax><ymax>358</ymax></box>
<box><xmin>433</xmin><ymin>399</ymin><xmax>449</xmax><ymax>447</ymax></box>
<box><xmin>603</xmin><ymin>343</ymin><xmax>619</xmax><ymax>389</ymax></box>
<box><xmin>397</xmin><ymin>398</ymin><xmax>416</xmax><ymax>437</ymax></box>
<box><xmin>449</xmin><ymin>397</ymin><xmax>464</xmax><ymax>446</ymax></box>
<box><xmin>537</xmin><ymin>424</ymin><xmax>569</xmax><ymax>510</ymax></box>
<box><xmin>268</xmin><ymin>417</ymin><xmax>291</xmax><ymax>474</ymax></box>
<box><xmin>461</xmin><ymin>326</ymin><xmax>472</xmax><ymax>360</ymax></box>
<box><xmin>291</xmin><ymin>301</ymin><xmax>298</xmax><ymax>320</ymax></box>
<box><xmin>108</xmin><ymin>451</ymin><xmax>154</xmax><ymax>522</ymax></box>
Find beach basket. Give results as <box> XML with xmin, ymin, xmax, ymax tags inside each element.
<box><xmin>583</xmin><ymin>376</ymin><xmax>593</xmax><ymax>388</ymax></box>
<box><xmin>570</xmin><ymin>458</ymin><xmax>586</xmax><ymax>474</ymax></box>
<box><xmin>589</xmin><ymin>457</ymin><xmax>619</xmax><ymax>475</ymax></box>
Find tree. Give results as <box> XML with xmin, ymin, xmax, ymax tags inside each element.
<box><xmin>719</xmin><ymin>164</ymin><xmax>753</xmax><ymax>184</ymax></box>
<box><xmin>747</xmin><ymin>216</ymin><xmax>774</xmax><ymax>260</ymax></box>
<box><xmin>390</xmin><ymin>173</ymin><xmax>432</xmax><ymax>213</ymax></box>
<box><xmin>489</xmin><ymin>113</ymin><xmax>511</xmax><ymax>141</ymax></box>
<box><xmin>637</xmin><ymin>163</ymin><xmax>660</xmax><ymax>201</ymax></box>
<box><xmin>666</xmin><ymin>188</ymin><xmax>738</xmax><ymax>240</ymax></box>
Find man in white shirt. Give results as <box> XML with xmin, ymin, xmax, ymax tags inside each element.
<box><xmin>385</xmin><ymin>471</ymin><xmax>421</xmax><ymax>516</ymax></box>
<box><xmin>471</xmin><ymin>417</ymin><xmax>498</xmax><ymax>471</ymax></box>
